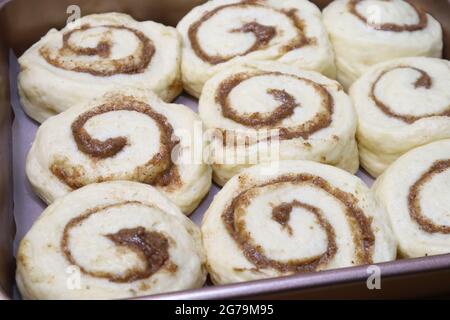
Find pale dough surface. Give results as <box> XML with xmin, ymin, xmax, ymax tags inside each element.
<box><xmin>373</xmin><ymin>140</ymin><xmax>450</xmax><ymax>258</ymax></box>
<box><xmin>323</xmin><ymin>0</ymin><xmax>443</xmax><ymax>89</ymax></box>
<box><xmin>16</xmin><ymin>181</ymin><xmax>207</xmax><ymax>300</ymax></box>
<box><xmin>19</xmin><ymin>12</ymin><xmax>182</xmax><ymax>123</ymax></box>
<box><xmin>199</xmin><ymin>62</ymin><xmax>359</xmax><ymax>186</ymax></box>
<box><xmin>177</xmin><ymin>0</ymin><xmax>336</xmax><ymax>97</ymax></box>
<box><xmin>26</xmin><ymin>87</ymin><xmax>211</xmax><ymax>214</ymax></box>
<box><xmin>350</xmin><ymin>57</ymin><xmax>450</xmax><ymax>177</ymax></box>
<box><xmin>202</xmin><ymin>160</ymin><xmax>396</xmax><ymax>285</ymax></box>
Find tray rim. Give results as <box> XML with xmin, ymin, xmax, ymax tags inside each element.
<box><xmin>139</xmin><ymin>253</ymin><xmax>450</xmax><ymax>299</ymax></box>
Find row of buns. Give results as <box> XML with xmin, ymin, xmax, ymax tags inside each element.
<box><xmin>15</xmin><ymin>0</ymin><xmax>450</xmax><ymax>299</ymax></box>
<box><xmin>18</xmin><ymin>140</ymin><xmax>450</xmax><ymax>299</ymax></box>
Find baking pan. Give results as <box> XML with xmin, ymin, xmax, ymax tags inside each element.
<box><xmin>0</xmin><ymin>0</ymin><xmax>449</xmax><ymax>300</ymax></box>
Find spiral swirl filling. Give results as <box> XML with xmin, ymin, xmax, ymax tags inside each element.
<box><xmin>50</xmin><ymin>96</ymin><xmax>179</xmax><ymax>189</ymax></box>
<box><xmin>370</xmin><ymin>66</ymin><xmax>450</xmax><ymax>124</ymax></box>
<box><xmin>61</xmin><ymin>201</ymin><xmax>171</xmax><ymax>283</ymax></box>
<box><xmin>348</xmin><ymin>0</ymin><xmax>427</xmax><ymax>32</ymax></box>
<box><xmin>188</xmin><ymin>1</ymin><xmax>313</xmax><ymax>65</ymax></box>
<box><xmin>40</xmin><ymin>24</ymin><xmax>155</xmax><ymax>76</ymax></box>
<box><xmin>215</xmin><ymin>71</ymin><xmax>333</xmax><ymax>144</ymax></box>
<box><xmin>222</xmin><ymin>174</ymin><xmax>375</xmax><ymax>272</ymax></box>
<box><xmin>408</xmin><ymin>159</ymin><xmax>450</xmax><ymax>234</ymax></box>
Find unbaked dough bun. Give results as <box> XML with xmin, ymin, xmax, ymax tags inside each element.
<box><xmin>18</xmin><ymin>12</ymin><xmax>182</xmax><ymax>123</ymax></box>
<box><xmin>323</xmin><ymin>0</ymin><xmax>443</xmax><ymax>89</ymax></box>
<box><xmin>26</xmin><ymin>88</ymin><xmax>211</xmax><ymax>214</ymax></box>
<box><xmin>373</xmin><ymin>140</ymin><xmax>450</xmax><ymax>258</ymax></box>
<box><xmin>202</xmin><ymin>160</ymin><xmax>396</xmax><ymax>285</ymax></box>
<box><xmin>16</xmin><ymin>181</ymin><xmax>207</xmax><ymax>300</ymax></box>
<box><xmin>177</xmin><ymin>0</ymin><xmax>336</xmax><ymax>97</ymax></box>
<box><xmin>199</xmin><ymin>62</ymin><xmax>358</xmax><ymax>186</ymax></box>
<box><xmin>350</xmin><ymin>57</ymin><xmax>450</xmax><ymax>177</ymax></box>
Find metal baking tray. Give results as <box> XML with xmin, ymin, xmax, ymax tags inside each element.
<box><xmin>0</xmin><ymin>0</ymin><xmax>449</xmax><ymax>300</ymax></box>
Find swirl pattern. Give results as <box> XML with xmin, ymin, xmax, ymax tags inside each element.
<box><xmin>188</xmin><ymin>1</ymin><xmax>312</xmax><ymax>65</ymax></box>
<box><xmin>408</xmin><ymin>159</ymin><xmax>450</xmax><ymax>234</ymax></box>
<box><xmin>16</xmin><ymin>181</ymin><xmax>207</xmax><ymax>299</ymax></box>
<box><xmin>62</xmin><ymin>201</ymin><xmax>171</xmax><ymax>283</ymax></box>
<box><xmin>216</xmin><ymin>71</ymin><xmax>333</xmax><ymax>139</ymax></box>
<box><xmin>323</xmin><ymin>0</ymin><xmax>442</xmax><ymax>89</ymax></box>
<box><xmin>202</xmin><ymin>161</ymin><xmax>396</xmax><ymax>284</ymax></box>
<box><xmin>18</xmin><ymin>13</ymin><xmax>182</xmax><ymax>123</ymax></box>
<box><xmin>373</xmin><ymin>139</ymin><xmax>450</xmax><ymax>258</ymax></box>
<box><xmin>50</xmin><ymin>96</ymin><xmax>179</xmax><ymax>190</ymax></box>
<box><xmin>370</xmin><ymin>66</ymin><xmax>450</xmax><ymax>124</ymax></box>
<box><xmin>177</xmin><ymin>0</ymin><xmax>336</xmax><ymax>97</ymax></box>
<box><xmin>222</xmin><ymin>174</ymin><xmax>374</xmax><ymax>271</ymax></box>
<box><xmin>350</xmin><ymin>57</ymin><xmax>450</xmax><ymax>177</ymax></box>
<box><xmin>26</xmin><ymin>89</ymin><xmax>212</xmax><ymax>214</ymax></box>
<box><xmin>348</xmin><ymin>0</ymin><xmax>427</xmax><ymax>32</ymax></box>
<box><xmin>199</xmin><ymin>63</ymin><xmax>358</xmax><ymax>185</ymax></box>
<box><xmin>40</xmin><ymin>24</ymin><xmax>155</xmax><ymax>76</ymax></box>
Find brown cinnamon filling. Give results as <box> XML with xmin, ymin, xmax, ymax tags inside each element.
<box><xmin>280</xmin><ymin>8</ymin><xmax>314</xmax><ymax>52</ymax></box>
<box><xmin>408</xmin><ymin>159</ymin><xmax>450</xmax><ymax>234</ymax></box>
<box><xmin>348</xmin><ymin>0</ymin><xmax>427</xmax><ymax>32</ymax></box>
<box><xmin>155</xmin><ymin>166</ymin><xmax>182</xmax><ymax>190</ymax></box>
<box><xmin>216</xmin><ymin>71</ymin><xmax>333</xmax><ymax>144</ymax></box>
<box><xmin>188</xmin><ymin>1</ymin><xmax>313</xmax><ymax>65</ymax></box>
<box><xmin>61</xmin><ymin>201</ymin><xmax>172</xmax><ymax>283</ymax></box>
<box><xmin>370</xmin><ymin>66</ymin><xmax>450</xmax><ymax>124</ymax></box>
<box><xmin>222</xmin><ymin>174</ymin><xmax>375</xmax><ymax>272</ymax></box>
<box><xmin>51</xmin><ymin>96</ymin><xmax>180</xmax><ymax>189</ymax></box>
<box><xmin>271</xmin><ymin>202</ymin><xmax>293</xmax><ymax>235</ymax></box>
<box><xmin>231</xmin><ymin>21</ymin><xmax>276</xmax><ymax>51</ymax></box>
<box><xmin>40</xmin><ymin>24</ymin><xmax>154</xmax><ymax>76</ymax></box>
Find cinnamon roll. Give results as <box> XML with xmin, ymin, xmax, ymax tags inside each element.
<box><xmin>350</xmin><ymin>57</ymin><xmax>450</xmax><ymax>177</ymax></box>
<box><xmin>373</xmin><ymin>140</ymin><xmax>450</xmax><ymax>258</ymax></box>
<box><xmin>199</xmin><ymin>62</ymin><xmax>358</xmax><ymax>186</ymax></box>
<box><xmin>16</xmin><ymin>181</ymin><xmax>207</xmax><ymax>299</ymax></box>
<box><xmin>323</xmin><ymin>0</ymin><xmax>443</xmax><ymax>89</ymax></box>
<box><xmin>18</xmin><ymin>12</ymin><xmax>182</xmax><ymax>123</ymax></box>
<box><xmin>26</xmin><ymin>88</ymin><xmax>212</xmax><ymax>214</ymax></box>
<box><xmin>177</xmin><ymin>0</ymin><xmax>336</xmax><ymax>97</ymax></box>
<box><xmin>202</xmin><ymin>160</ymin><xmax>396</xmax><ymax>285</ymax></box>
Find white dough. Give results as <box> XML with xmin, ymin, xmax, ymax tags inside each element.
<box><xmin>350</xmin><ymin>57</ymin><xmax>450</xmax><ymax>177</ymax></box>
<box><xmin>177</xmin><ymin>0</ymin><xmax>336</xmax><ymax>97</ymax></box>
<box><xmin>323</xmin><ymin>0</ymin><xmax>443</xmax><ymax>89</ymax></box>
<box><xmin>373</xmin><ymin>140</ymin><xmax>450</xmax><ymax>258</ymax></box>
<box><xmin>16</xmin><ymin>181</ymin><xmax>207</xmax><ymax>300</ymax></box>
<box><xmin>18</xmin><ymin>12</ymin><xmax>182</xmax><ymax>123</ymax></box>
<box><xmin>199</xmin><ymin>62</ymin><xmax>359</xmax><ymax>186</ymax></box>
<box><xmin>202</xmin><ymin>160</ymin><xmax>397</xmax><ymax>285</ymax></box>
<box><xmin>26</xmin><ymin>87</ymin><xmax>211</xmax><ymax>214</ymax></box>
